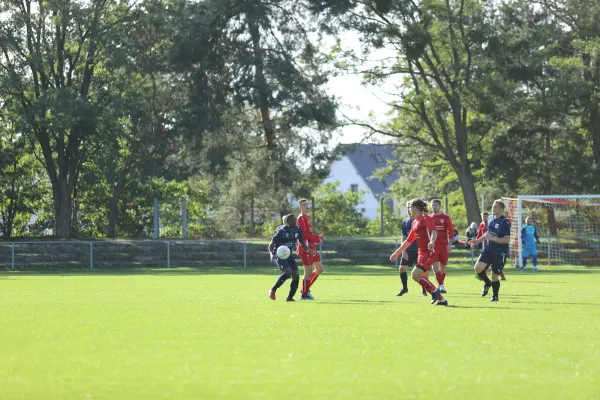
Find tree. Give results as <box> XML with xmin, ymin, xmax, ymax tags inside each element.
<box><xmin>0</xmin><ymin>0</ymin><xmax>140</xmax><ymax>237</ymax></box>
<box><xmin>307</xmin><ymin>0</ymin><xmax>506</xmax><ymax>224</ymax></box>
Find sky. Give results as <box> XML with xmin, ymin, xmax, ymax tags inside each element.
<box><xmin>323</xmin><ymin>32</ymin><xmax>398</xmax><ymax>145</ymax></box>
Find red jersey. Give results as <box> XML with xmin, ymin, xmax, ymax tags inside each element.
<box><xmin>406</xmin><ymin>213</ymin><xmax>436</xmax><ymax>250</ymax></box>
<box><xmin>297</xmin><ymin>214</ymin><xmax>321</xmax><ymax>253</ymax></box>
<box><xmin>431</xmin><ymin>212</ymin><xmax>453</xmax><ymax>249</ymax></box>
<box><xmin>476</xmin><ymin>221</ymin><xmax>487</xmax><ymax>241</ymax></box>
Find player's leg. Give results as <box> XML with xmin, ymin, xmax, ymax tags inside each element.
<box><xmin>474</xmin><ymin>252</ymin><xmax>493</xmax><ymax>296</ymax></box>
<box><xmin>522</xmin><ymin>247</ymin><xmax>531</xmax><ymax>271</ymax></box>
<box><xmin>397</xmin><ymin>262</ymin><xmax>409</xmax><ymax>296</ymax></box>
<box><xmin>436</xmin><ymin>250</ymin><xmax>449</xmax><ymax>293</ymax></box>
<box><xmin>411</xmin><ymin>253</ymin><xmax>446</xmax><ymax>305</ymax></box>
<box><xmin>307</xmin><ymin>259</ymin><xmax>323</xmax><ymax>295</ymax></box>
<box><xmin>489</xmin><ymin>253</ymin><xmax>506</xmax><ymax>302</ymax></box>
<box><xmin>532</xmin><ymin>247</ymin><xmax>539</xmax><ymax>272</ymax></box>
<box><xmin>270</xmin><ymin>259</ymin><xmax>292</xmax><ymax>300</ymax></box>
<box><xmin>287</xmin><ymin>258</ymin><xmax>300</xmax><ymax>302</ymax></box>
<box><xmin>300</xmin><ymin>252</ymin><xmax>313</xmax><ymax>298</ymax></box>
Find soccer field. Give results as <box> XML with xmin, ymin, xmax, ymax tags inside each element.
<box><xmin>1</xmin><ymin>265</ymin><xmax>599</xmax><ymax>399</ymax></box>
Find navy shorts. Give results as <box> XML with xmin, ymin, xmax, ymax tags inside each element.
<box><xmin>275</xmin><ymin>255</ymin><xmax>299</xmax><ymax>272</ymax></box>
<box><xmin>401</xmin><ymin>249</ymin><xmax>418</xmax><ymax>267</ymax></box>
<box><xmin>478</xmin><ymin>250</ymin><xmax>507</xmax><ymax>275</ymax></box>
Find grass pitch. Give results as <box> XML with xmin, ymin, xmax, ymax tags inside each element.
<box><xmin>1</xmin><ymin>264</ymin><xmax>599</xmax><ymax>399</ymax></box>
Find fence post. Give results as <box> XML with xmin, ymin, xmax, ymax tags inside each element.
<box><xmin>167</xmin><ymin>241</ymin><xmax>171</xmax><ymax>268</ymax></box>
<box><xmin>547</xmin><ymin>235</ymin><xmax>551</xmax><ymax>267</ymax></box>
<box><xmin>319</xmin><ymin>243</ymin><xmax>323</xmax><ymax>260</ymax></box>
<box><xmin>380</xmin><ymin>197</ymin><xmax>384</xmax><ymax>237</ymax></box>
<box><xmin>90</xmin><ymin>242</ymin><xmax>93</xmax><ymax>269</ymax></box>
<box><xmin>244</xmin><ymin>240</ymin><xmax>247</xmax><ymax>269</ymax></box>
<box><xmin>471</xmin><ymin>247</ymin><xmax>474</xmax><ymax>267</ymax></box>
<box><xmin>395</xmin><ymin>239</ymin><xmax>399</xmax><ymax>266</ymax></box>
<box><xmin>311</xmin><ymin>196</ymin><xmax>316</xmax><ymax>232</ymax></box>
<box><xmin>154</xmin><ymin>198</ymin><xmax>160</xmax><ymax>239</ymax></box>
<box><xmin>182</xmin><ymin>198</ymin><xmax>188</xmax><ymax>238</ymax></box>
<box><xmin>11</xmin><ymin>243</ymin><xmax>15</xmax><ymax>270</ymax></box>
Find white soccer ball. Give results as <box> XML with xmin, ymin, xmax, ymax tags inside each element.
<box><xmin>276</xmin><ymin>246</ymin><xmax>291</xmax><ymax>259</ymax></box>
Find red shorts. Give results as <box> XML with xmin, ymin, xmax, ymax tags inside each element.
<box><xmin>417</xmin><ymin>250</ymin><xmax>438</xmax><ymax>271</ymax></box>
<box><xmin>300</xmin><ymin>250</ymin><xmax>321</xmax><ymax>266</ymax></box>
<box><xmin>435</xmin><ymin>247</ymin><xmax>449</xmax><ymax>265</ymax></box>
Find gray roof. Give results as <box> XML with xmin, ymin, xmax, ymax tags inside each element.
<box><xmin>340</xmin><ymin>143</ymin><xmax>400</xmax><ymax>198</ymax></box>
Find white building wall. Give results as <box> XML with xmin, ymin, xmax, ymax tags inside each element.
<box><xmin>324</xmin><ymin>156</ymin><xmax>380</xmax><ymax>220</ymax></box>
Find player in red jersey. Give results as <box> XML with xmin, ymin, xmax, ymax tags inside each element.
<box><xmin>390</xmin><ymin>199</ymin><xmax>448</xmax><ymax>306</ymax></box>
<box><xmin>297</xmin><ymin>198</ymin><xmax>325</xmax><ymax>300</ymax></box>
<box><xmin>475</xmin><ymin>211</ymin><xmax>506</xmax><ymax>281</ymax></box>
<box><xmin>430</xmin><ymin>199</ymin><xmax>453</xmax><ymax>293</ymax></box>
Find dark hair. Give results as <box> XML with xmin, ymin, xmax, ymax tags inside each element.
<box><xmin>283</xmin><ymin>214</ymin><xmax>296</xmax><ymax>225</ymax></box>
<box><xmin>409</xmin><ymin>198</ymin><xmax>429</xmax><ymax>213</ymax></box>
<box><xmin>482</xmin><ymin>212</ymin><xmax>489</xmax><ymax>216</ymax></box>
<box><xmin>432</xmin><ymin>199</ymin><xmax>442</xmax><ymax>206</ymax></box>
<box><xmin>493</xmin><ymin>199</ymin><xmax>505</xmax><ymax>210</ymax></box>
<box><xmin>298</xmin><ymin>198</ymin><xmax>308</xmax><ymax>204</ymax></box>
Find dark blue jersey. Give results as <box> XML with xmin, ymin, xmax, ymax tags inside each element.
<box><xmin>402</xmin><ymin>218</ymin><xmax>418</xmax><ymax>251</ymax></box>
<box><xmin>270</xmin><ymin>225</ymin><xmax>305</xmax><ymax>255</ymax></box>
<box><xmin>486</xmin><ymin>215</ymin><xmax>511</xmax><ymax>254</ymax></box>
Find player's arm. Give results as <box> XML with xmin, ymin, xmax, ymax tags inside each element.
<box><xmin>401</xmin><ymin>233</ymin><xmax>409</xmax><ymax>259</ymax></box>
<box><xmin>268</xmin><ymin>233</ymin><xmax>282</xmax><ymax>262</ymax></box>
<box><xmin>391</xmin><ymin>230</ymin><xmax>415</xmax><ymax>261</ymax></box>
<box><xmin>521</xmin><ymin>227</ymin><xmax>526</xmax><ymax>245</ymax></box>
<box><xmin>297</xmin><ymin>228</ymin><xmax>316</xmax><ymax>255</ymax></box>
<box><xmin>447</xmin><ymin>216</ymin><xmax>453</xmax><ymax>252</ymax></box>
<box><xmin>534</xmin><ymin>227</ymin><xmax>541</xmax><ymax>244</ymax></box>
<box><xmin>427</xmin><ymin>218</ymin><xmax>437</xmax><ymax>250</ymax></box>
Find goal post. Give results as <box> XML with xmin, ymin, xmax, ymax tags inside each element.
<box><xmin>502</xmin><ymin>195</ymin><xmax>600</xmax><ymax>268</ymax></box>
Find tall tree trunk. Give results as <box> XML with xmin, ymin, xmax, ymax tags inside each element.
<box><xmin>250</xmin><ymin>197</ymin><xmax>255</xmax><ymax>237</ymax></box>
<box><xmin>53</xmin><ymin>180</ymin><xmax>73</xmax><ymax>238</ymax></box>
<box><xmin>108</xmin><ymin>176</ymin><xmax>125</xmax><ymax>238</ymax></box>
<box><xmin>455</xmin><ymin>165</ymin><xmax>481</xmax><ymax>226</ymax></box>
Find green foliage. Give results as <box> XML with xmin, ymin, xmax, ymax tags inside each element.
<box><xmin>311</xmin><ymin>181</ymin><xmax>368</xmax><ymax>237</ymax></box>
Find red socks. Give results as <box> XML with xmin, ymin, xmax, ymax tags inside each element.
<box><xmin>435</xmin><ymin>272</ymin><xmax>445</xmax><ymax>285</ymax></box>
<box><xmin>418</xmin><ymin>278</ymin><xmax>436</xmax><ymax>293</ymax></box>
<box><xmin>302</xmin><ymin>279</ymin><xmax>310</xmax><ymax>297</ymax></box>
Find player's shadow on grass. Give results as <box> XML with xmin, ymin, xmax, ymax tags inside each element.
<box><xmin>450</xmin><ymin>292</ymin><xmax>544</xmax><ymax>297</ymax></box>
<box><xmin>509</xmin><ymin>300</ymin><xmax>600</xmax><ymax>307</ymax></box>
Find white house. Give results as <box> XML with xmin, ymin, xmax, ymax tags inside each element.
<box><xmin>324</xmin><ymin>144</ymin><xmax>404</xmax><ymax>220</ymax></box>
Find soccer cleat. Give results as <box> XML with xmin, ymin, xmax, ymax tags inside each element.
<box><xmin>490</xmin><ymin>296</ymin><xmax>499</xmax><ymax>302</ymax></box>
<box><xmin>286</xmin><ymin>298</ymin><xmax>296</xmax><ymax>302</ymax></box>
<box><xmin>269</xmin><ymin>290</ymin><xmax>276</xmax><ymax>301</ymax></box>
<box><xmin>437</xmin><ymin>299</ymin><xmax>448</xmax><ymax>306</ymax></box>
<box><xmin>481</xmin><ymin>284</ymin><xmax>491</xmax><ymax>297</ymax></box>
<box><xmin>522</xmin><ymin>267</ymin><xmax>527</xmax><ymax>271</ymax></box>
<box><xmin>396</xmin><ymin>288</ymin><xmax>408</xmax><ymax>296</ymax></box>
<box><xmin>306</xmin><ymin>291</ymin><xmax>315</xmax><ymax>300</ymax></box>
<box><xmin>533</xmin><ymin>268</ymin><xmax>538</xmax><ymax>272</ymax></box>
<box><xmin>439</xmin><ymin>285</ymin><xmax>447</xmax><ymax>294</ymax></box>
<box><xmin>301</xmin><ymin>296</ymin><xmax>313</xmax><ymax>300</ymax></box>
<box><xmin>430</xmin><ymin>288</ymin><xmax>440</xmax><ymax>304</ymax></box>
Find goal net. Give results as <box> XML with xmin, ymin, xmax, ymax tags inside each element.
<box><xmin>502</xmin><ymin>195</ymin><xmax>600</xmax><ymax>268</ymax></box>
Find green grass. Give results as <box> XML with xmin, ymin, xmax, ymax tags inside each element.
<box><xmin>1</xmin><ymin>264</ymin><xmax>599</xmax><ymax>399</ymax></box>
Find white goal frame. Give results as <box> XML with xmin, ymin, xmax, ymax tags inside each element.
<box><xmin>507</xmin><ymin>195</ymin><xmax>600</xmax><ymax>268</ymax></box>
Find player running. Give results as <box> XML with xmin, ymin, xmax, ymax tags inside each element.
<box><xmin>521</xmin><ymin>217</ymin><xmax>541</xmax><ymax>272</ymax></box>
<box><xmin>430</xmin><ymin>199</ymin><xmax>453</xmax><ymax>293</ymax></box>
<box><xmin>475</xmin><ymin>211</ymin><xmax>506</xmax><ymax>281</ymax></box>
<box><xmin>396</xmin><ymin>201</ymin><xmax>425</xmax><ymax>297</ymax></box>
<box><xmin>297</xmin><ymin>198</ymin><xmax>325</xmax><ymax>300</ymax></box>
<box><xmin>470</xmin><ymin>200</ymin><xmax>511</xmax><ymax>302</ymax></box>
<box><xmin>268</xmin><ymin>214</ymin><xmax>316</xmax><ymax>302</ymax></box>
<box><xmin>390</xmin><ymin>199</ymin><xmax>448</xmax><ymax>306</ymax></box>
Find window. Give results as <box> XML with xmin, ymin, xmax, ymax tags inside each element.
<box><xmin>350</xmin><ymin>184</ymin><xmax>358</xmax><ymax>193</ymax></box>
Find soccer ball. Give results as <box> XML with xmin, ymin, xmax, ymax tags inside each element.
<box><xmin>276</xmin><ymin>246</ymin><xmax>291</xmax><ymax>259</ymax></box>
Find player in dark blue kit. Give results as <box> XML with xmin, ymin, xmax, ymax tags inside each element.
<box><xmin>268</xmin><ymin>214</ymin><xmax>316</xmax><ymax>302</ymax></box>
<box><xmin>397</xmin><ymin>202</ymin><xmax>426</xmax><ymax>297</ymax></box>
<box><xmin>469</xmin><ymin>199</ymin><xmax>511</xmax><ymax>302</ymax></box>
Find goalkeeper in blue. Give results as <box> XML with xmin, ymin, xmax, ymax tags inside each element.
<box><xmin>521</xmin><ymin>217</ymin><xmax>541</xmax><ymax>272</ymax></box>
